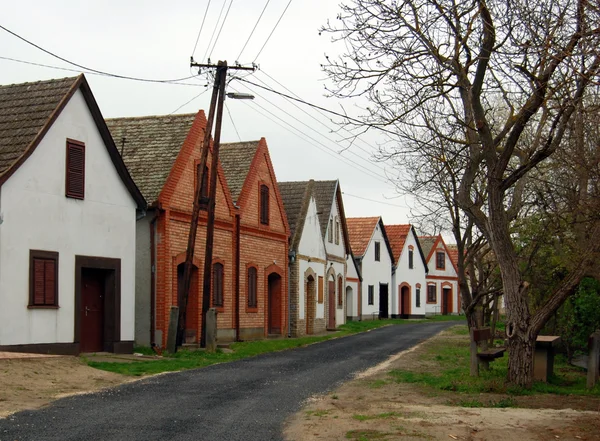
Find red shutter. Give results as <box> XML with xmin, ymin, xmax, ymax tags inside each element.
<box><xmin>66</xmin><ymin>142</ymin><xmax>85</xmax><ymax>199</ymax></box>
<box><xmin>34</xmin><ymin>259</ymin><xmax>46</xmax><ymax>305</ymax></box>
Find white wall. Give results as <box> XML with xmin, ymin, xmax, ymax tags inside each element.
<box><xmin>0</xmin><ymin>89</ymin><xmax>137</xmax><ymax>346</ymax></box>
<box><xmin>323</xmin><ymin>191</ymin><xmax>347</xmax><ymax>327</ymax></box>
<box><xmin>392</xmin><ymin>229</ymin><xmax>427</xmax><ymax>317</ymax></box>
<box><xmin>360</xmin><ymin>221</ymin><xmax>393</xmax><ymax>317</ymax></box>
<box><xmin>297</xmin><ymin>196</ymin><xmax>327</xmax><ymax>320</ymax></box>
<box><xmin>345</xmin><ymin>254</ymin><xmax>360</xmax><ymax>319</ymax></box>
<box><xmin>425</xmin><ymin>242</ymin><xmax>459</xmax><ymax>314</ymax></box>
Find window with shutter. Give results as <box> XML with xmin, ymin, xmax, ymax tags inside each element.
<box><xmin>66</xmin><ymin>140</ymin><xmax>85</xmax><ymax>199</ymax></box>
<box><xmin>427</xmin><ymin>284</ymin><xmax>437</xmax><ymax>303</ymax></box>
<box><xmin>328</xmin><ymin>219</ymin><xmax>333</xmax><ymax>243</ymax></box>
<box><xmin>368</xmin><ymin>285</ymin><xmax>374</xmax><ymax>305</ymax></box>
<box><xmin>374</xmin><ymin>241</ymin><xmax>381</xmax><ymax>261</ymax></box>
<box><xmin>436</xmin><ymin>251</ymin><xmax>445</xmax><ymax>270</ymax></box>
<box><xmin>213</xmin><ymin>262</ymin><xmax>224</xmax><ymax>307</ymax></box>
<box><xmin>335</xmin><ymin>218</ymin><xmax>340</xmax><ymax>245</ymax></box>
<box><xmin>247</xmin><ymin>266</ymin><xmax>257</xmax><ymax>309</ymax></box>
<box><xmin>408</xmin><ymin>249</ymin><xmax>414</xmax><ymax>269</ymax></box>
<box><xmin>29</xmin><ymin>250</ymin><xmax>59</xmax><ymax>308</ymax></box>
<box><xmin>416</xmin><ymin>288</ymin><xmax>421</xmax><ymax>307</ymax></box>
<box><xmin>337</xmin><ymin>277</ymin><xmax>343</xmax><ymax>307</ymax></box>
<box><xmin>260</xmin><ymin>185</ymin><xmax>269</xmax><ymax>225</ymax></box>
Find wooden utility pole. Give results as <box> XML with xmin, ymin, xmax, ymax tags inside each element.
<box><xmin>176</xmin><ymin>60</ymin><xmax>254</xmax><ymax>349</ymax></box>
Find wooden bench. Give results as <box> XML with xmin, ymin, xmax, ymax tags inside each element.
<box><xmin>471</xmin><ymin>327</ymin><xmax>506</xmax><ymax>371</ymax></box>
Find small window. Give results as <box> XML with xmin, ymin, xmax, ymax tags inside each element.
<box><xmin>247</xmin><ymin>267</ymin><xmax>257</xmax><ymax>308</ymax></box>
<box><xmin>416</xmin><ymin>288</ymin><xmax>421</xmax><ymax>308</ymax></box>
<box><xmin>260</xmin><ymin>185</ymin><xmax>269</xmax><ymax>225</ymax></box>
<box><xmin>337</xmin><ymin>277</ymin><xmax>343</xmax><ymax>307</ymax></box>
<box><xmin>197</xmin><ymin>164</ymin><xmax>209</xmax><ymax>210</ymax></box>
<box><xmin>368</xmin><ymin>285</ymin><xmax>374</xmax><ymax>305</ymax></box>
<box><xmin>374</xmin><ymin>241</ymin><xmax>381</xmax><ymax>261</ymax></box>
<box><xmin>436</xmin><ymin>251</ymin><xmax>445</xmax><ymax>270</ymax></box>
<box><xmin>328</xmin><ymin>219</ymin><xmax>333</xmax><ymax>243</ymax></box>
<box><xmin>29</xmin><ymin>250</ymin><xmax>59</xmax><ymax>308</ymax></box>
<box><xmin>335</xmin><ymin>218</ymin><xmax>340</xmax><ymax>245</ymax></box>
<box><xmin>318</xmin><ymin>276</ymin><xmax>324</xmax><ymax>303</ymax></box>
<box><xmin>212</xmin><ymin>262</ymin><xmax>224</xmax><ymax>307</ymax></box>
<box><xmin>408</xmin><ymin>249</ymin><xmax>414</xmax><ymax>269</ymax></box>
<box><xmin>427</xmin><ymin>284</ymin><xmax>436</xmax><ymax>303</ymax></box>
<box><xmin>66</xmin><ymin>140</ymin><xmax>85</xmax><ymax>199</ymax></box>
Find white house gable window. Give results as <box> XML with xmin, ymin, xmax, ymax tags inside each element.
<box><xmin>328</xmin><ymin>218</ymin><xmax>333</xmax><ymax>243</ymax></box>
<box><xmin>335</xmin><ymin>217</ymin><xmax>340</xmax><ymax>245</ymax></box>
<box><xmin>408</xmin><ymin>248</ymin><xmax>414</xmax><ymax>269</ymax></box>
<box><xmin>436</xmin><ymin>251</ymin><xmax>445</xmax><ymax>270</ymax></box>
<box><xmin>29</xmin><ymin>250</ymin><xmax>59</xmax><ymax>308</ymax></box>
<box><xmin>374</xmin><ymin>241</ymin><xmax>381</xmax><ymax>261</ymax></box>
<box><xmin>65</xmin><ymin>139</ymin><xmax>85</xmax><ymax>199</ymax></box>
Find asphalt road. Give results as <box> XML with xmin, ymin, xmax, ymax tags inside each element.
<box><xmin>0</xmin><ymin>321</ymin><xmax>457</xmax><ymax>441</ymax></box>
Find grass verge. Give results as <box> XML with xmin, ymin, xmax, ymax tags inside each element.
<box><xmin>388</xmin><ymin>325</ymin><xmax>600</xmax><ymax>403</ymax></box>
<box><xmin>86</xmin><ymin>315</ymin><xmax>464</xmax><ymax>376</ymax></box>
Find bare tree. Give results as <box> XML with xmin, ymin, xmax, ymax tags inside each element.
<box><xmin>322</xmin><ymin>0</ymin><xmax>600</xmax><ymax>386</ymax></box>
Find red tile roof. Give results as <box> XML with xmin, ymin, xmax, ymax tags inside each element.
<box><xmin>447</xmin><ymin>244</ymin><xmax>459</xmax><ymax>268</ymax></box>
<box><xmin>386</xmin><ymin>224</ymin><xmax>411</xmax><ymax>263</ymax></box>
<box><xmin>346</xmin><ymin>217</ymin><xmax>380</xmax><ymax>256</ymax></box>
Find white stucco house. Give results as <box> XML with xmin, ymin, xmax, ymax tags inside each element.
<box><xmin>419</xmin><ymin>235</ymin><xmax>460</xmax><ymax>315</ymax></box>
<box><xmin>387</xmin><ymin>224</ymin><xmax>428</xmax><ymax>318</ymax></box>
<box><xmin>347</xmin><ymin>217</ymin><xmax>394</xmax><ymax>320</ymax></box>
<box><xmin>0</xmin><ymin>75</ymin><xmax>146</xmax><ymax>354</ymax></box>
<box><xmin>345</xmin><ymin>251</ymin><xmax>362</xmax><ymax>321</ymax></box>
<box><xmin>278</xmin><ymin>180</ymin><xmax>351</xmax><ymax>335</ymax></box>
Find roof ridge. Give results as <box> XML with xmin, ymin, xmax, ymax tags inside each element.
<box><xmin>0</xmin><ymin>75</ymin><xmax>80</xmax><ymax>89</ymax></box>
<box><xmin>105</xmin><ymin>113</ymin><xmax>196</xmax><ymax>122</ymax></box>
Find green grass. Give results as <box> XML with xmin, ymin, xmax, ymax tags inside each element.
<box><xmin>388</xmin><ymin>325</ymin><xmax>600</xmax><ymax>400</ymax></box>
<box><xmin>88</xmin><ymin>317</ymin><xmax>464</xmax><ymax>376</ymax></box>
<box><xmin>352</xmin><ymin>412</ymin><xmax>401</xmax><ymax>421</ymax></box>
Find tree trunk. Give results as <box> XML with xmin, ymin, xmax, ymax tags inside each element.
<box><xmin>507</xmin><ymin>328</ymin><xmax>535</xmax><ymax>388</ymax></box>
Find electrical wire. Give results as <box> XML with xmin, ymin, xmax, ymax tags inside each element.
<box><xmin>191</xmin><ymin>0</ymin><xmax>213</xmax><ymax>59</ymax></box>
<box><xmin>208</xmin><ymin>0</ymin><xmax>235</xmax><ymax>61</ymax></box>
<box><xmin>236</xmin><ymin>0</ymin><xmax>271</xmax><ymax>63</ymax></box>
<box><xmin>201</xmin><ymin>0</ymin><xmax>227</xmax><ymax>63</ymax></box>
<box><xmin>0</xmin><ymin>24</ymin><xmax>196</xmax><ymax>84</ymax></box>
<box><xmin>252</xmin><ymin>0</ymin><xmax>293</xmax><ymax>63</ymax></box>
<box><xmin>225</xmin><ymin>102</ymin><xmax>242</xmax><ymax>142</ymax></box>
<box><xmin>0</xmin><ymin>55</ymin><xmax>202</xmax><ymax>86</ymax></box>
<box><xmin>342</xmin><ymin>192</ymin><xmax>407</xmax><ymax>208</ymax></box>
<box><xmin>169</xmin><ymin>87</ymin><xmax>210</xmax><ymax>114</ymax></box>
<box><xmin>233</xmin><ymin>76</ymin><xmax>399</xmax><ymax>136</ymax></box>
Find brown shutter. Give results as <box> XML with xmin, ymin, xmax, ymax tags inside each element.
<box><xmin>213</xmin><ymin>263</ymin><xmax>223</xmax><ymax>306</ymax></box>
<box><xmin>34</xmin><ymin>259</ymin><xmax>46</xmax><ymax>305</ymax></box>
<box><xmin>260</xmin><ymin>185</ymin><xmax>269</xmax><ymax>225</ymax></box>
<box><xmin>66</xmin><ymin>142</ymin><xmax>85</xmax><ymax>199</ymax></box>
<box><xmin>44</xmin><ymin>259</ymin><xmax>56</xmax><ymax>305</ymax></box>
<box><xmin>248</xmin><ymin>267</ymin><xmax>257</xmax><ymax>308</ymax></box>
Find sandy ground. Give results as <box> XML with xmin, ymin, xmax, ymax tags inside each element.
<box><xmin>284</xmin><ymin>330</ymin><xmax>600</xmax><ymax>441</ymax></box>
<box><xmin>0</xmin><ymin>355</ymin><xmax>128</xmax><ymax>418</ymax></box>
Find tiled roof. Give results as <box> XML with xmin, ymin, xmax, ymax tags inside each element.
<box><xmin>278</xmin><ymin>180</ymin><xmax>311</xmax><ymax>247</ymax></box>
<box><xmin>447</xmin><ymin>244</ymin><xmax>459</xmax><ymax>268</ymax></box>
<box><xmin>418</xmin><ymin>235</ymin><xmax>438</xmax><ymax>259</ymax></box>
<box><xmin>0</xmin><ymin>76</ymin><xmax>79</xmax><ymax>176</ymax></box>
<box><xmin>346</xmin><ymin>217</ymin><xmax>380</xmax><ymax>256</ymax></box>
<box><xmin>106</xmin><ymin>113</ymin><xmax>196</xmax><ymax>203</ymax></box>
<box><xmin>219</xmin><ymin>141</ymin><xmax>259</xmax><ymax>202</ymax></box>
<box><xmin>386</xmin><ymin>224</ymin><xmax>411</xmax><ymax>263</ymax></box>
<box><xmin>312</xmin><ymin>180</ymin><xmax>338</xmax><ymax>239</ymax></box>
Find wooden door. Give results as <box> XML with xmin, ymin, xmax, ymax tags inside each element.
<box><xmin>401</xmin><ymin>286</ymin><xmax>411</xmax><ymax>317</ymax></box>
<box><xmin>81</xmin><ymin>268</ymin><xmax>105</xmax><ymax>352</ymax></box>
<box><xmin>268</xmin><ymin>273</ymin><xmax>282</xmax><ymax>334</ymax></box>
<box><xmin>328</xmin><ymin>280</ymin><xmax>336</xmax><ymax>329</ymax></box>
<box><xmin>442</xmin><ymin>288</ymin><xmax>452</xmax><ymax>315</ymax></box>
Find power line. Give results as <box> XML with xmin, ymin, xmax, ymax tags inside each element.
<box><xmin>169</xmin><ymin>87</ymin><xmax>210</xmax><ymax>114</ymax></box>
<box><xmin>208</xmin><ymin>0</ymin><xmax>235</xmax><ymax>61</ymax></box>
<box><xmin>0</xmin><ymin>55</ymin><xmax>202</xmax><ymax>86</ymax></box>
<box><xmin>229</xmin><ymin>84</ymin><xmax>388</xmax><ymax>184</ymax></box>
<box><xmin>342</xmin><ymin>192</ymin><xmax>407</xmax><ymax>208</ymax></box>
<box><xmin>191</xmin><ymin>0</ymin><xmax>213</xmax><ymax>59</ymax></box>
<box><xmin>252</xmin><ymin>0</ymin><xmax>293</xmax><ymax>63</ymax></box>
<box><xmin>236</xmin><ymin>0</ymin><xmax>271</xmax><ymax>63</ymax></box>
<box><xmin>238</xmin><ymin>80</ymin><xmax>389</xmax><ymax>177</ymax></box>
<box><xmin>0</xmin><ymin>24</ymin><xmax>196</xmax><ymax>84</ymax></box>
<box><xmin>225</xmin><ymin>102</ymin><xmax>242</xmax><ymax>142</ymax></box>
<box><xmin>233</xmin><ymin>76</ymin><xmax>399</xmax><ymax>136</ymax></box>
<box><xmin>201</xmin><ymin>0</ymin><xmax>227</xmax><ymax>63</ymax></box>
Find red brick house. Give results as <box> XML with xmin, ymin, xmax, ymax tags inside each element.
<box><xmin>106</xmin><ymin>114</ymin><xmax>289</xmax><ymax>346</ymax></box>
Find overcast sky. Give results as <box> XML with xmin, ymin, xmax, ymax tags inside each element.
<box><xmin>1</xmin><ymin>0</ymin><xmax>420</xmax><ymax>227</ymax></box>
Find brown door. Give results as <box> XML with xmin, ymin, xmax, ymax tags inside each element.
<box><xmin>442</xmin><ymin>288</ymin><xmax>452</xmax><ymax>315</ymax></box>
<box><xmin>268</xmin><ymin>273</ymin><xmax>282</xmax><ymax>334</ymax></box>
<box><xmin>81</xmin><ymin>268</ymin><xmax>105</xmax><ymax>353</ymax></box>
<box><xmin>401</xmin><ymin>286</ymin><xmax>410</xmax><ymax>317</ymax></box>
<box><xmin>328</xmin><ymin>280</ymin><xmax>336</xmax><ymax>329</ymax></box>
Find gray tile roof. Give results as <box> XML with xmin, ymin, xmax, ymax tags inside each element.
<box><xmin>418</xmin><ymin>236</ymin><xmax>437</xmax><ymax>259</ymax></box>
<box><xmin>106</xmin><ymin>113</ymin><xmax>196</xmax><ymax>203</ymax></box>
<box><xmin>312</xmin><ymin>180</ymin><xmax>338</xmax><ymax>239</ymax></box>
<box><xmin>278</xmin><ymin>181</ymin><xmax>311</xmax><ymax>247</ymax></box>
<box><xmin>0</xmin><ymin>76</ymin><xmax>78</xmax><ymax>176</ymax></box>
<box><xmin>219</xmin><ymin>141</ymin><xmax>259</xmax><ymax>202</ymax></box>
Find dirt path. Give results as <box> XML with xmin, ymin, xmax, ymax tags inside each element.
<box><xmin>0</xmin><ymin>355</ymin><xmax>128</xmax><ymax>418</ymax></box>
<box><xmin>284</xmin><ymin>330</ymin><xmax>600</xmax><ymax>441</ymax></box>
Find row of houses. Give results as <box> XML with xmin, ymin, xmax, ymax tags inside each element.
<box><xmin>0</xmin><ymin>74</ymin><xmax>460</xmax><ymax>355</ymax></box>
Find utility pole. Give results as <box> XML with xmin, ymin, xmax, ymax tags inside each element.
<box><xmin>177</xmin><ymin>60</ymin><xmax>254</xmax><ymax>349</ymax></box>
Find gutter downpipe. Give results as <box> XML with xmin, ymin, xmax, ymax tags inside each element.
<box><xmin>287</xmin><ymin>249</ymin><xmax>296</xmax><ymax>338</ymax></box>
<box><xmin>235</xmin><ymin>208</ymin><xmax>241</xmax><ymax>341</ymax></box>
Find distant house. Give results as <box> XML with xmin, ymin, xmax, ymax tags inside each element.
<box><xmin>387</xmin><ymin>224</ymin><xmax>428</xmax><ymax>318</ymax></box>
<box><xmin>347</xmin><ymin>217</ymin><xmax>394</xmax><ymax>320</ymax></box>
<box><xmin>418</xmin><ymin>235</ymin><xmax>460</xmax><ymax>315</ymax></box>
<box><xmin>278</xmin><ymin>180</ymin><xmax>351</xmax><ymax>335</ymax></box>
<box><xmin>0</xmin><ymin>75</ymin><xmax>145</xmax><ymax>354</ymax></box>
<box><xmin>345</xmin><ymin>251</ymin><xmax>362</xmax><ymax>321</ymax></box>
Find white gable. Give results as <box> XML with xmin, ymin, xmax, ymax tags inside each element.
<box><xmin>298</xmin><ymin>196</ymin><xmax>327</xmax><ymax>259</ymax></box>
<box><xmin>324</xmin><ymin>192</ymin><xmax>345</xmax><ymax>258</ymax></box>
